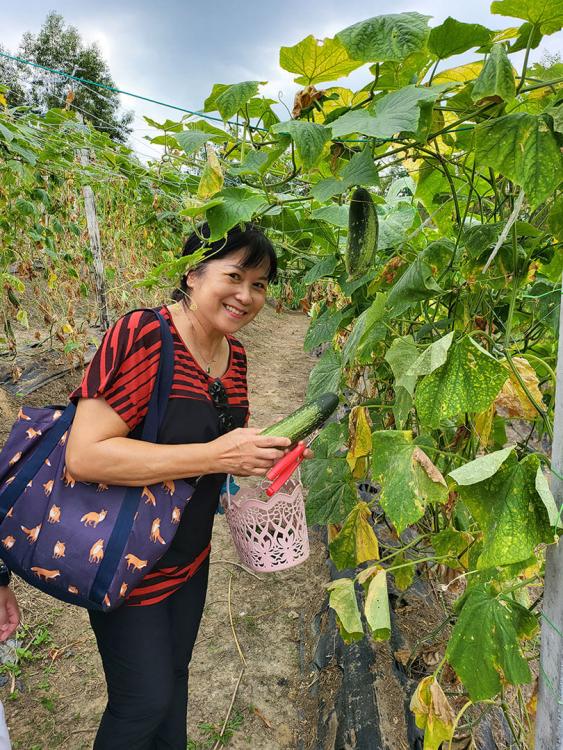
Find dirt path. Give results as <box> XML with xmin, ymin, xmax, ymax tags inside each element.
<box><xmin>0</xmin><ymin>303</ymin><xmax>329</xmax><ymax>750</ymax></box>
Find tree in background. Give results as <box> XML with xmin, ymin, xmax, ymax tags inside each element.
<box><xmin>0</xmin><ymin>11</ymin><xmax>132</xmax><ymax>142</ymax></box>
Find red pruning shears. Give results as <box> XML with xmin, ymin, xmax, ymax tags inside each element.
<box><xmin>265</xmin><ymin>441</ymin><xmax>309</xmax><ymax>497</ymax></box>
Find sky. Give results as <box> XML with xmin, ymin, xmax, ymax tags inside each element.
<box><xmin>3</xmin><ymin>1</ymin><xmax>562</xmax><ymax>156</ymax></box>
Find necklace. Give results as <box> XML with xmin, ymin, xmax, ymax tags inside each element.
<box><xmin>187</xmin><ymin>323</ymin><xmax>223</xmax><ymax>375</ymax></box>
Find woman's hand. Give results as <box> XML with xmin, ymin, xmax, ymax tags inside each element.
<box><xmin>211</xmin><ymin>428</ymin><xmax>291</xmax><ymax>476</ymax></box>
<box><xmin>0</xmin><ymin>587</ymin><xmax>20</xmax><ymax>642</ymax></box>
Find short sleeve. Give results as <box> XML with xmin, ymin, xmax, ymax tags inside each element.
<box><xmin>69</xmin><ymin>309</ymin><xmax>164</xmax><ymax>430</ymax></box>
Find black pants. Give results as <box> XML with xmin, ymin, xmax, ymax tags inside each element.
<box><xmin>89</xmin><ymin>557</ymin><xmax>209</xmax><ymax>750</ymax></box>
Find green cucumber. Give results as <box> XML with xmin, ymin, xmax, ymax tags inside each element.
<box><xmin>261</xmin><ymin>392</ymin><xmax>339</xmax><ymax>443</ymax></box>
<box><xmin>345</xmin><ymin>187</ymin><xmax>378</xmax><ymax>281</ymax></box>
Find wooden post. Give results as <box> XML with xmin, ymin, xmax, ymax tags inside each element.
<box><xmin>535</xmin><ymin>290</ymin><xmax>563</xmax><ymax>749</ymax></box>
<box><xmin>77</xmin><ymin>115</ymin><xmax>110</xmax><ymax>331</ymax></box>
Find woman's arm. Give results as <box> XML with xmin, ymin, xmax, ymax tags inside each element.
<box><xmin>65</xmin><ymin>397</ymin><xmax>290</xmax><ymax>485</ymax></box>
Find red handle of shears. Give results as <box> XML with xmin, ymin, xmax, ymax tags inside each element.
<box><xmin>265</xmin><ymin>452</ymin><xmax>305</xmax><ymax>497</ymax></box>
<box><xmin>266</xmin><ymin>442</ymin><xmax>306</xmax><ymax>482</ymax></box>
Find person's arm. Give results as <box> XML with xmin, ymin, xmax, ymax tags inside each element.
<box><xmin>65</xmin><ymin>396</ymin><xmax>290</xmax><ymax>485</ymax></box>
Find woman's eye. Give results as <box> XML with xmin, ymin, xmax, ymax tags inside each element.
<box><xmin>228</xmin><ymin>273</ymin><xmax>241</xmax><ymax>280</ymax></box>
<box><xmin>254</xmin><ymin>283</ymin><xmax>266</xmax><ymax>290</ymax></box>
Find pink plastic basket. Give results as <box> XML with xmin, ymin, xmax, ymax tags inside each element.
<box><xmin>221</xmin><ymin>473</ymin><xmax>309</xmax><ymax>572</ymax></box>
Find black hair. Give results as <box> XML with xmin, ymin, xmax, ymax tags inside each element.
<box><xmin>172</xmin><ymin>222</ymin><xmax>278</xmax><ymax>303</ymax></box>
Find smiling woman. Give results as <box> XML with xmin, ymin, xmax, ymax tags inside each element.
<box><xmin>62</xmin><ymin>222</ymin><xmax>292</xmax><ymax>750</ymax></box>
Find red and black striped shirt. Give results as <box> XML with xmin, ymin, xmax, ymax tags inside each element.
<box><xmin>70</xmin><ymin>306</ymin><xmax>249</xmax><ymax>606</ymax></box>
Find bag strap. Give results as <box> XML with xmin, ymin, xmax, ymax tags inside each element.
<box><xmin>130</xmin><ymin>307</ymin><xmax>175</xmax><ymax>442</ymax></box>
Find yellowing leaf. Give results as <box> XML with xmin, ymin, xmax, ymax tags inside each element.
<box><xmin>364</xmin><ymin>568</ymin><xmax>391</xmax><ymax>641</ymax></box>
<box><xmin>279</xmin><ymin>35</ymin><xmax>363</xmax><ymax>86</ymax></box>
<box><xmin>197</xmin><ymin>144</ymin><xmax>224</xmax><ymax>200</ymax></box>
<box><xmin>61</xmin><ymin>322</ymin><xmax>74</xmax><ymax>335</ymax></box>
<box><xmin>474</xmin><ymin>404</ymin><xmax>495</xmax><ymax>448</ymax></box>
<box><xmin>347</xmin><ymin>406</ymin><xmax>372</xmax><ymax>477</ymax></box>
<box><xmin>434</xmin><ymin>61</ymin><xmax>483</xmax><ymax>85</ymax></box>
<box><xmin>16</xmin><ymin>309</ymin><xmax>29</xmax><ymax>330</ymax></box>
<box><xmin>326</xmin><ymin>577</ymin><xmax>363</xmax><ymax>642</ymax></box>
<box><xmin>410</xmin><ymin>677</ymin><xmax>455</xmax><ymax>750</ymax></box>
<box><xmin>329</xmin><ymin>501</ymin><xmax>380</xmax><ymax>569</ymax></box>
<box><xmin>392</xmin><ymin>552</ymin><xmax>416</xmax><ymax>590</ymax></box>
<box><xmin>0</xmin><ymin>93</ymin><xmax>7</xmax><ymax>108</ymax></box>
<box><xmin>495</xmin><ymin>357</ymin><xmax>545</xmax><ymax>419</ymax></box>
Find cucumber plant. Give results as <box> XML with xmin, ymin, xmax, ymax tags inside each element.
<box><xmin>1</xmin><ymin>3</ymin><xmax>562</xmax><ymax>746</ymax></box>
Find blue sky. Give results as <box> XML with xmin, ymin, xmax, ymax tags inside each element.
<box><xmin>3</xmin><ymin>1</ymin><xmax>562</xmax><ymax>152</ymax></box>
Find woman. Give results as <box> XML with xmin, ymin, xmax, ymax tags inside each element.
<box><xmin>65</xmin><ymin>222</ymin><xmax>303</xmax><ymax>750</ymax></box>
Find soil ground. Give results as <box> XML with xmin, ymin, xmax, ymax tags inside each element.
<box><xmin>0</xmin><ymin>302</ymin><xmax>330</xmax><ymax>750</ymax></box>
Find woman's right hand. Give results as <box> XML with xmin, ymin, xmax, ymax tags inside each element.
<box><xmin>211</xmin><ymin>428</ymin><xmax>291</xmax><ymax>476</ymax></box>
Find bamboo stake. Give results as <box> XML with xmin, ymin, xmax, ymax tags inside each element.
<box><xmin>77</xmin><ymin>115</ymin><xmax>110</xmax><ymax>331</ymax></box>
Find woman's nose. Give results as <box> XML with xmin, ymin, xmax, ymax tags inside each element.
<box><xmin>235</xmin><ymin>285</ymin><xmax>253</xmax><ymax>304</ymax></box>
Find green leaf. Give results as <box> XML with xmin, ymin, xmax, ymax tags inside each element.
<box><xmin>364</xmin><ymin>569</ymin><xmax>391</xmax><ymax>640</ymax></box>
<box><xmin>211</xmin><ymin>81</ymin><xmax>264</xmax><ymax>120</ymax></box>
<box><xmin>331</xmin><ymin>85</ymin><xmax>448</xmax><ymax>140</ymax></box>
<box><xmin>303</xmin><ymin>425</ymin><xmax>357</xmax><ymax>525</ymax></box>
<box><xmin>303</xmin><ymin>306</ymin><xmax>344</xmax><ymax>352</ymax></box>
<box><xmin>336</xmin><ymin>13</ymin><xmax>431</xmax><ymax>63</ymax></box>
<box><xmin>206</xmin><ymin>187</ymin><xmax>268</xmax><ymax>240</ymax></box>
<box><xmin>303</xmin><ymin>255</ymin><xmax>339</xmax><ymax>284</ymax></box>
<box><xmin>310</xmin><ymin>178</ymin><xmax>345</xmax><ymax>202</ymax></box>
<box><xmin>271</xmin><ymin>120</ymin><xmax>330</xmax><ymax>170</ymax></box>
<box><xmin>329</xmin><ymin>502</ymin><xmax>380</xmax><ymax>570</ymax></box>
<box><xmin>491</xmin><ymin>0</ymin><xmax>563</xmax><ymax>34</ymax></box>
<box><xmin>472</xmin><ymin>44</ymin><xmax>516</xmax><ymax>102</ymax></box>
<box><xmin>459</xmin><ymin>454</ymin><xmax>556</xmax><ymax>568</ymax></box>
<box><xmin>415</xmin><ymin>337</ymin><xmax>508</xmax><ymax>429</ymax></box>
<box><xmin>387</xmin><ymin>241</ymin><xmax>453</xmax><ymax>315</ymax></box>
<box><xmin>311</xmin><ymin>204</ymin><xmax>349</xmax><ymax>228</ymax></box>
<box><xmin>306</xmin><ymin>346</ymin><xmax>342</xmax><ymax>400</ymax></box>
<box><xmin>548</xmin><ymin>194</ymin><xmax>563</xmax><ymax>240</ymax></box>
<box><xmin>406</xmin><ymin>332</ymin><xmax>455</xmax><ymax>379</ymax></box>
<box><xmin>229</xmin><ymin>150</ymin><xmax>270</xmax><ymax>176</ymax></box>
<box><xmin>339</xmin><ymin>146</ymin><xmax>380</xmax><ymax>188</ymax></box>
<box><xmin>326</xmin><ymin>578</ymin><xmax>364</xmax><ymax>642</ymax></box>
<box><xmin>535</xmin><ymin>466</ymin><xmax>561</xmax><ymax>528</ymax></box>
<box><xmin>303</xmin><ymin>255</ymin><xmax>338</xmax><ymax>284</ymax></box>
<box><xmin>475</xmin><ymin>113</ymin><xmax>563</xmax><ymax>209</ymax></box>
<box><xmin>371</xmin><ymin>431</ymin><xmax>448</xmax><ymax>534</ymax></box>
<box><xmin>385</xmin><ymin>335</ymin><xmax>419</xmax><ymax>395</ymax></box>
<box><xmin>449</xmin><ymin>445</ymin><xmax>515</xmax><ymax>485</ymax></box>
<box><xmin>446</xmin><ymin>585</ymin><xmax>538</xmax><ymax>701</ymax></box>
<box><xmin>279</xmin><ymin>35</ymin><xmax>363</xmax><ymax>85</ymax></box>
<box><xmin>508</xmin><ymin>21</ymin><xmax>543</xmax><ymax>52</ymax></box>
<box><xmin>342</xmin><ymin>293</ymin><xmax>387</xmax><ymax>365</ymax></box>
<box><xmin>377</xmin><ymin>205</ymin><xmax>417</xmax><ymax>249</ymax></box>
<box><xmin>428</xmin><ymin>17</ymin><xmax>493</xmax><ymax>59</ymax></box>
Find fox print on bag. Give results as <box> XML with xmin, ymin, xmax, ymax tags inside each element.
<box><xmin>0</xmin><ymin>310</ymin><xmax>195</xmax><ymax>611</ymax></box>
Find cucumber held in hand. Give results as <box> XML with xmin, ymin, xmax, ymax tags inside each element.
<box><xmin>261</xmin><ymin>392</ymin><xmax>339</xmax><ymax>444</ymax></box>
<box><xmin>345</xmin><ymin>187</ymin><xmax>379</xmax><ymax>281</ymax></box>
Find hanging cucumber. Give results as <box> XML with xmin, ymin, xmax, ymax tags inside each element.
<box><xmin>345</xmin><ymin>187</ymin><xmax>379</xmax><ymax>281</ymax></box>
<box><xmin>261</xmin><ymin>392</ymin><xmax>339</xmax><ymax>444</ymax></box>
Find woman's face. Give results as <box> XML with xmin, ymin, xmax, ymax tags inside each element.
<box><xmin>187</xmin><ymin>248</ymin><xmax>270</xmax><ymax>334</ymax></box>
